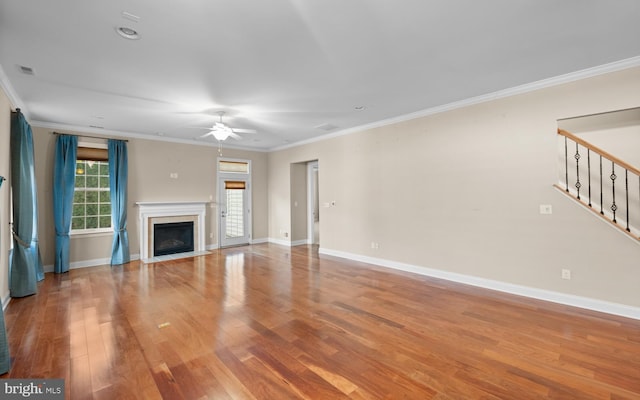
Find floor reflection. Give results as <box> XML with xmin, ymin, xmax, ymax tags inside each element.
<box><xmin>224</xmin><ymin>252</ymin><xmax>246</xmax><ymax>308</ymax></box>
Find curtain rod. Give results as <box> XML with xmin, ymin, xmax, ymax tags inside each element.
<box><xmin>53</xmin><ymin>131</ymin><xmax>129</xmax><ymax>142</ymax></box>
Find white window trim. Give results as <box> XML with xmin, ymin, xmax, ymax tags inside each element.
<box><xmin>72</xmin><ymin>140</ymin><xmax>113</xmax><ymax>236</ymax></box>
<box><xmin>70</xmin><ymin>228</ymin><xmax>113</xmax><ymax>237</ymax></box>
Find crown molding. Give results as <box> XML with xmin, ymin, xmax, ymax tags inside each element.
<box><xmin>5</xmin><ymin>56</ymin><xmax>640</xmax><ymax>154</ymax></box>
<box><xmin>29</xmin><ymin>120</ymin><xmax>268</xmax><ymax>152</ymax></box>
<box><xmin>270</xmin><ymin>56</ymin><xmax>640</xmax><ymax>152</ymax></box>
<box><xmin>0</xmin><ymin>63</ymin><xmax>28</xmax><ymax>117</ymax></box>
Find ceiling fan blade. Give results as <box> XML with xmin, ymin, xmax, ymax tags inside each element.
<box><xmin>231</xmin><ymin>128</ymin><xmax>257</xmax><ymax>134</ymax></box>
<box><xmin>229</xmin><ymin>132</ymin><xmax>243</xmax><ymax>140</ymax></box>
<box><xmin>199</xmin><ymin>131</ymin><xmax>215</xmax><ymax>138</ymax></box>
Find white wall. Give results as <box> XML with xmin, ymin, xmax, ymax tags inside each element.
<box><xmin>268</xmin><ymin>66</ymin><xmax>640</xmax><ymax>311</ymax></box>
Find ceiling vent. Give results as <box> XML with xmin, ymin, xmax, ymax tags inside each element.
<box><xmin>18</xmin><ymin>65</ymin><xmax>34</xmax><ymax>75</ymax></box>
<box><xmin>315</xmin><ymin>123</ymin><xmax>338</xmax><ymax>131</ymax></box>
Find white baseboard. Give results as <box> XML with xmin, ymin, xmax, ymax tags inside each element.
<box><xmin>319</xmin><ymin>248</ymin><xmax>640</xmax><ymax>321</ymax></box>
<box><xmin>207</xmin><ymin>239</ymin><xmax>269</xmax><ymax>248</ymax></box>
<box><xmin>268</xmin><ymin>238</ymin><xmax>291</xmax><ymax>247</ymax></box>
<box><xmin>43</xmin><ymin>253</ymin><xmax>141</xmax><ymax>272</ymax></box>
<box><xmin>267</xmin><ymin>238</ymin><xmax>309</xmax><ymax>247</ymax></box>
<box><xmin>2</xmin><ymin>295</ymin><xmax>10</xmax><ymax>311</ymax></box>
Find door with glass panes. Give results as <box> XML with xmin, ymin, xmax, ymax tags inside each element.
<box><xmin>218</xmin><ymin>177</ymin><xmax>250</xmax><ymax>247</ymax></box>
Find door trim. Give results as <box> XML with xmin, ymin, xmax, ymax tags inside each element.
<box><xmin>217</xmin><ymin>157</ymin><xmax>252</xmax><ymax>248</ymax></box>
<box><xmin>307</xmin><ymin>160</ymin><xmax>319</xmax><ymax>245</ymax></box>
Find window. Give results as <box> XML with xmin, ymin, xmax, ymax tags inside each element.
<box><xmin>72</xmin><ymin>146</ymin><xmax>111</xmax><ymax>233</ymax></box>
<box><xmin>219</xmin><ymin>160</ymin><xmax>249</xmax><ymax>174</ymax></box>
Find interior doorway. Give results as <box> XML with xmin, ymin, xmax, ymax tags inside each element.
<box><xmin>307</xmin><ymin>161</ymin><xmax>319</xmax><ymax>245</ymax></box>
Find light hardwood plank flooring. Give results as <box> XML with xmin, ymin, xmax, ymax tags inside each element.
<box><xmin>2</xmin><ymin>244</ymin><xmax>640</xmax><ymax>399</ymax></box>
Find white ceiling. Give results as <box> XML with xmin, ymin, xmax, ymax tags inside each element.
<box><xmin>1</xmin><ymin>1</ymin><xmax>640</xmax><ymax>150</ymax></box>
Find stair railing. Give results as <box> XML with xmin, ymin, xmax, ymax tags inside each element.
<box><xmin>556</xmin><ymin>128</ymin><xmax>640</xmax><ymax>241</ymax></box>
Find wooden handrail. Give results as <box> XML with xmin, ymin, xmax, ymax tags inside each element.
<box><xmin>557</xmin><ymin>128</ymin><xmax>640</xmax><ymax>176</ymax></box>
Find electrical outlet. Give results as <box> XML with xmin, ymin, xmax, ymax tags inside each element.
<box><xmin>539</xmin><ymin>204</ymin><xmax>552</xmax><ymax>214</ymax></box>
<box><xmin>561</xmin><ymin>269</ymin><xmax>571</xmax><ymax>280</ymax></box>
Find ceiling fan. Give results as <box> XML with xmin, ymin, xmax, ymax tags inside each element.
<box><xmin>199</xmin><ymin>111</ymin><xmax>257</xmax><ymax>141</ymax></box>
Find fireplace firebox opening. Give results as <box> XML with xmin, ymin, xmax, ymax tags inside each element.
<box><xmin>153</xmin><ymin>221</ymin><xmax>195</xmax><ymax>256</ymax></box>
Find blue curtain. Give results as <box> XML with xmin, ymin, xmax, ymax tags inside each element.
<box><xmin>108</xmin><ymin>139</ymin><xmax>130</xmax><ymax>265</ymax></box>
<box><xmin>10</xmin><ymin>110</ymin><xmax>43</xmax><ymax>298</ymax></box>
<box><xmin>53</xmin><ymin>135</ymin><xmax>77</xmax><ymax>273</ymax></box>
<box><xmin>0</xmin><ymin>177</ymin><xmax>10</xmax><ymax>374</ymax></box>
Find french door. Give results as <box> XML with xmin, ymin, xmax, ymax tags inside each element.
<box><xmin>219</xmin><ymin>177</ymin><xmax>250</xmax><ymax>247</ymax></box>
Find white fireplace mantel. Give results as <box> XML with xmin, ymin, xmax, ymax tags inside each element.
<box><xmin>136</xmin><ymin>201</ymin><xmax>207</xmax><ymax>260</ymax></box>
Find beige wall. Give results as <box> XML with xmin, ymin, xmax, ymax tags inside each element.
<box><xmin>576</xmin><ymin>125</ymin><xmax>640</xmax><ymax>169</ymax></box>
<box><xmin>268</xmin><ymin>66</ymin><xmax>640</xmax><ymax>308</ymax></box>
<box><xmin>32</xmin><ymin>128</ymin><xmax>268</xmax><ymax>268</ymax></box>
<box><xmin>0</xmin><ymin>88</ymin><xmax>11</xmax><ymax>305</ymax></box>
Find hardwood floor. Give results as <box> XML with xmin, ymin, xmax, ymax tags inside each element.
<box><xmin>2</xmin><ymin>244</ymin><xmax>640</xmax><ymax>399</ymax></box>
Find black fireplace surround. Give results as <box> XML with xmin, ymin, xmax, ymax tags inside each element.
<box><xmin>153</xmin><ymin>221</ymin><xmax>194</xmax><ymax>256</ymax></box>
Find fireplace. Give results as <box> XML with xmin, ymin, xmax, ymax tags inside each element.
<box><xmin>153</xmin><ymin>221</ymin><xmax>194</xmax><ymax>256</ymax></box>
<box><xmin>136</xmin><ymin>201</ymin><xmax>207</xmax><ymax>261</ymax></box>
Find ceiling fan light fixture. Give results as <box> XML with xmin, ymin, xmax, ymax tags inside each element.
<box><xmin>213</xmin><ymin>130</ymin><xmax>230</xmax><ymax>141</ymax></box>
<box><xmin>203</xmin><ymin>111</ymin><xmax>256</xmax><ymax>141</ymax></box>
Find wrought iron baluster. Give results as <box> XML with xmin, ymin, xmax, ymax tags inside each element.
<box><xmin>610</xmin><ymin>162</ymin><xmax>617</xmax><ymax>223</ymax></box>
<box><xmin>599</xmin><ymin>156</ymin><xmax>604</xmax><ymax>215</ymax></box>
<box><xmin>574</xmin><ymin>143</ymin><xmax>581</xmax><ymax>200</ymax></box>
<box><xmin>625</xmin><ymin>169</ymin><xmax>630</xmax><ymax>232</ymax></box>
<box><xmin>564</xmin><ymin>137</ymin><xmax>569</xmax><ymax>192</ymax></box>
<box><xmin>587</xmin><ymin>149</ymin><xmax>592</xmax><ymax>207</ymax></box>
